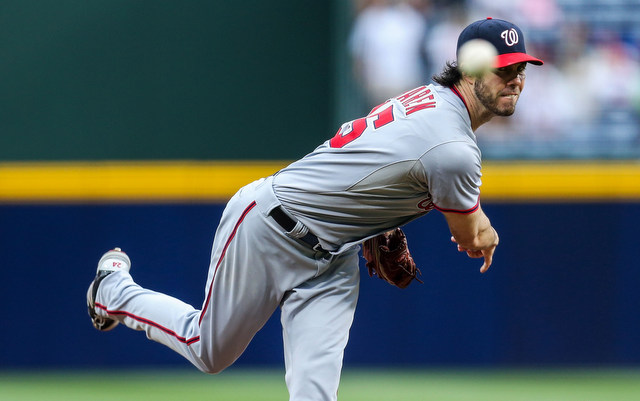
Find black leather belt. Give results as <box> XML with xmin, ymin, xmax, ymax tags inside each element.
<box><xmin>270</xmin><ymin>206</ymin><xmax>323</xmax><ymax>251</ymax></box>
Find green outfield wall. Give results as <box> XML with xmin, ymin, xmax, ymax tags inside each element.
<box><xmin>0</xmin><ymin>1</ymin><xmax>332</xmax><ymax>161</ymax></box>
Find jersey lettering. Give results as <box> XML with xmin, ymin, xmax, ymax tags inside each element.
<box><xmin>329</xmin><ymin>103</ymin><xmax>394</xmax><ymax>148</ymax></box>
<box><xmin>397</xmin><ymin>86</ymin><xmax>436</xmax><ymax>115</ymax></box>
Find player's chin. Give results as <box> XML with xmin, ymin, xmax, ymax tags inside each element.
<box><xmin>494</xmin><ymin>98</ymin><xmax>517</xmax><ymax>116</ymax></box>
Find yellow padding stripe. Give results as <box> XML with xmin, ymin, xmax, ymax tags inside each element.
<box><xmin>481</xmin><ymin>162</ymin><xmax>640</xmax><ymax>201</ymax></box>
<box><xmin>0</xmin><ymin>161</ymin><xmax>286</xmax><ymax>202</ymax></box>
<box><xmin>0</xmin><ymin>161</ymin><xmax>638</xmax><ymax>202</ymax></box>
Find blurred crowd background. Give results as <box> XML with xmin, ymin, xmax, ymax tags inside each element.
<box><xmin>346</xmin><ymin>0</ymin><xmax>640</xmax><ymax>159</ymax></box>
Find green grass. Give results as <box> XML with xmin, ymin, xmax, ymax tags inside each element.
<box><xmin>2</xmin><ymin>368</ymin><xmax>640</xmax><ymax>401</ymax></box>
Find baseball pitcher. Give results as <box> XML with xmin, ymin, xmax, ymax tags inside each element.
<box><xmin>87</xmin><ymin>18</ymin><xmax>542</xmax><ymax>401</ymax></box>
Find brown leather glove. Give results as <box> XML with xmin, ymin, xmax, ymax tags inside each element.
<box><xmin>362</xmin><ymin>228</ymin><xmax>422</xmax><ymax>289</ymax></box>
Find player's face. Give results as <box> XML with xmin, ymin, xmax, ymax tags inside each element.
<box><xmin>474</xmin><ymin>62</ymin><xmax>526</xmax><ymax>116</ymax></box>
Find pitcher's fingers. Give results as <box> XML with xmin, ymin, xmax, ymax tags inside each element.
<box><xmin>466</xmin><ymin>250</ymin><xmax>483</xmax><ymax>258</ymax></box>
<box><xmin>480</xmin><ymin>253</ymin><xmax>493</xmax><ymax>273</ymax></box>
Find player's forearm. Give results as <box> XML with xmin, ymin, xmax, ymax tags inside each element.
<box><xmin>445</xmin><ymin>208</ymin><xmax>498</xmax><ymax>250</ymax></box>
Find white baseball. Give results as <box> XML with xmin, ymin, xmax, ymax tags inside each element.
<box><xmin>457</xmin><ymin>39</ymin><xmax>498</xmax><ymax>76</ymax></box>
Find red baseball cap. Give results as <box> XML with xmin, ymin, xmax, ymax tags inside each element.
<box><xmin>457</xmin><ymin>18</ymin><xmax>544</xmax><ymax>68</ymax></box>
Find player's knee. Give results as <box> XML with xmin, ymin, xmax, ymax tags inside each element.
<box><xmin>193</xmin><ymin>340</ymin><xmax>242</xmax><ymax>374</ymax></box>
<box><xmin>196</xmin><ymin>361</ymin><xmax>224</xmax><ymax>374</ymax></box>
<box><xmin>199</xmin><ymin>365</ymin><xmax>224</xmax><ymax>375</ymax></box>
<box><xmin>197</xmin><ymin>357</ymin><xmax>233</xmax><ymax>375</ymax></box>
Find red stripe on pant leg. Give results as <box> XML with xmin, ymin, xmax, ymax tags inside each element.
<box><xmin>96</xmin><ymin>303</ymin><xmax>200</xmax><ymax>345</ymax></box>
<box><xmin>95</xmin><ymin>200</ymin><xmax>257</xmax><ymax>345</ymax></box>
<box><xmin>198</xmin><ymin>201</ymin><xmax>257</xmax><ymax>325</ymax></box>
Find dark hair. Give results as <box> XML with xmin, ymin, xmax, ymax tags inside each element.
<box><xmin>432</xmin><ymin>61</ymin><xmax>462</xmax><ymax>87</ymax></box>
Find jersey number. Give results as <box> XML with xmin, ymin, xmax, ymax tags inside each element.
<box><xmin>330</xmin><ymin>86</ymin><xmax>436</xmax><ymax>148</ymax></box>
<box><xmin>329</xmin><ymin>104</ymin><xmax>394</xmax><ymax>148</ymax></box>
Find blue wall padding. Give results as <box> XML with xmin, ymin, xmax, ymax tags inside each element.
<box><xmin>1</xmin><ymin>202</ymin><xmax>637</xmax><ymax>368</ymax></box>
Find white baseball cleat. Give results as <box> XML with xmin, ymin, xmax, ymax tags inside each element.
<box><xmin>87</xmin><ymin>248</ymin><xmax>131</xmax><ymax>331</ymax></box>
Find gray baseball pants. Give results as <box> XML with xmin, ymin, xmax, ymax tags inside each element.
<box><xmin>94</xmin><ymin>177</ymin><xmax>361</xmax><ymax>401</ymax></box>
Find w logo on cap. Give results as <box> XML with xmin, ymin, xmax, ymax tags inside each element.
<box><xmin>457</xmin><ymin>18</ymin><xmax>543</xmax><ymax>67</ymax></box>
<box><xmin>501</xmin><ymin>29</ymin><xmax>519</xmax><ymax>46</ymax></box>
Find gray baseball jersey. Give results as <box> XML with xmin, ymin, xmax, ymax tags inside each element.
<box><xmin>92</xmin><ymin>83</ymin><xmax>483</xmax><ymax>401</ymax></box>
<box><xmin>273</xmin><ymin>83</ymin><xmax>482</xmax><ymax>252</ymax></box>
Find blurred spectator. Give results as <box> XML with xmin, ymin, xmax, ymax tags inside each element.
<box><xmin>346</xmin><ymin>0</ymin><xmax>640</xmax><ymax>158</ymax></box>
<box><xmin>466</xmin><ymin>0</ymin><xmax>520</xmax><ymax>23</ymax></box>
<box><xmin>422</xmin><ymin>4</ymin><xmax>468</xmax><ymax>78</ymax></box>
<box><xmin>349</xmin><ymin>0</ymin><xmax>430</xmax><ymax>109</ymax></box>
<box><xmin>581</xmin><ymin>31</ymin><xmax>640</xmax><ymax>145</ymax></box>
